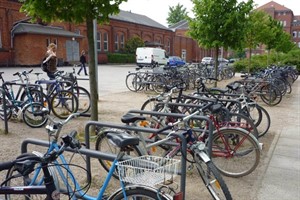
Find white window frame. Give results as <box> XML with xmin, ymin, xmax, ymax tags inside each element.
<box><xmin>103</xmin><ymin>32</ymin><xmax>108</xmax><ymax>52</ymax></box>
<box><xmin>293</xmin><ymin>31</ymin><xmax>297</xmax><ymax>38</ymax></box>
<box><xmin>97</xmin><ymin>32</ymin><xmax>101</xmax><ymax>51</ymax></box>
<box><xmin>114</xmin><ymin>34</ymin><xmax>119</xmax><ymax>52</ymax></box>
<box><xmin>120</xmin><ymin>34</ymin><xmax>124</xmax><ymax>49</ymax></box>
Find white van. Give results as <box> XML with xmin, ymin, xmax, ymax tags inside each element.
<box><xmin>136</xmin><ymin>47</ymin><xmax>168</xmax><ymax>68</ymax></box>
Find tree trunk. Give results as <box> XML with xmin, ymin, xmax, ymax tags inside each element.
<box><xmin>86</xmin><ymin>17</ymin><xmax>98</xmax><ymax>122</ymax></box>
<box><xmin>248</xmin><ymin>48</ymin><xmax>252</xmax><ymax>74</ymax></box>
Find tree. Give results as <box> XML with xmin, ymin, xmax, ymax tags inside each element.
<box><xmin>242</xmin><ymin>10</ymin><xmax>270</xmax><ymax>72</ymax></box>
<box><xmin>188</xmin><ymin>0</ymin><xmax>253</xmax><ymax>85</ymax></box>
<box><xmin>20</xmin><ymin>0</ymin><xmax>127</xmax><ymax>123</ymax></box>
<box><xmin>124</xmin><ymin>36</ymin><xmax>145</xmax><ymax>54</ymax></box>
<box><xmin>167</xmin><ymin>3</ymin><xmax>188</xmax><ymax>27</ymax></box>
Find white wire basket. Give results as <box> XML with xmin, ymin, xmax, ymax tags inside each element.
<box><xmin>117</xmin><ymin>155</ymin><xmax>180</xmax><ymax>187</ymax></box>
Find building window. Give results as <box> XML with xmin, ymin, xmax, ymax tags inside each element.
<box><xmin>0</xmin><ymin>31</ymin><xmax>2</xmax><ymax>48</ymax></box>
<box><xmin>298</xmin><ymin>42</ymin><xmax>300</xmax><ymax>48</ymax></box>
<box><xmin>120</xmin><ymin>34</ymin><xmax>124</xmax><ymax>50</ymax></box>
<box><xmin>52</xmin><ymin>38</ymin><xmax>57</xmax><ymax>46</ymax></box>
<box><xmin>46</xmin><ymin>38</ymin><xmax>51</xmax><ymax>47</ymax></box>
<box><xmin>165</xmin><ymin>39</ymin><xmax>170</xmax><ymax>54</ymax></box>
<box><xmin>283</xmin><ymin>21</ymin><xmax>286</xmax><ymax>27</ymax></box>
<box><xmin>298</xmin><ymin>32</ymin><xmax>300</xmax><ymax>38</ymax></box>
<box><xmin>97</xmin><ymin>32</ymin><xmax>101</xmax><ymax>51</ymax></box>
<box><xmin>293</xmin><ymin>31</ymin><xmax>297</xmax><ymax>38</ymax></box>
<box><xmin>114</xmin><ymin>34</ymin><xmax>119</xmax><ymax>52</ymax></box>
<box><xmin>103</xmin><ymin>32</ymin><xmax>108</xmax><ymax>51</ymax></box>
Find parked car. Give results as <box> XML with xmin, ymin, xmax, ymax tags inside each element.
<box><xmin>168</xmin><ymin>56</ymin><xmax>186</xmax><ymax>67</ymax></box>
<box><xmin>201</xmin><ymin>57</ymin><xmax>214</xmax><ymax>65</ymax></box>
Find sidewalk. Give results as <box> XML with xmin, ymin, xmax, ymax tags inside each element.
<box><xmin>257</xmin><ymin>78</ymin><xmax>300</xmax><ymax>200</ymax></box>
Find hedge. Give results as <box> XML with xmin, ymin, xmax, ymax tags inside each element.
<box><xmin>107</xmin><ymin>53</ymin><xmax>135</xmax><ymax>64</ymax></box>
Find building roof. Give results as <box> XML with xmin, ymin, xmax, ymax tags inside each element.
<box><xmin>110</xmin><ymin>10</ymin><xmax>169</xmax><ymax>30</ymax></box>
<box><xmin>257</xmin><ymin>1</ymin><xmax>291</xmax><ymax>12</ymax></box>
<box><xmin>12</xmin><ymin>23</ymin><xmax>84</xmax><ymax>38</ymax></box>
<box><xmin>168</xmin><ymin>20</ymin><xmax>189</xmax><ymax>30</ymax></box>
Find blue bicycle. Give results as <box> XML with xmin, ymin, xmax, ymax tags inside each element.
<box><xmin>5</xmin><ymin>111</ymin><xmax>174</xmax><ymax>200</ymax></box>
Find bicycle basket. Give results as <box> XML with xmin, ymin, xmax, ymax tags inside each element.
<box><xmin>62</xmin><ymin>73</ymin><xmax>76</xmax><ymax>86</ymax></box>
<box><xmin>117</xmin><ymin>155</ymin><xmax>180</xmax><ymax>187</ymax></box>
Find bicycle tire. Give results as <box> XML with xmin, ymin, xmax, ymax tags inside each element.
<box><xmin>211</xmin><ymin>127</ymin><xmax>261</xmax><ymax>178</ymax></box>
<box><xmin>0</xmin><ymin>94</ymin><xmax>12</xmax><ymax>120</ymax></box>
<box><xmin>110</xmin><ymin>186</ymin><xmax>171</xmax><ymax>200</ymax></box>
<box><xmin>194</xmin><ymin>154</ymin><xmax>232</xmax><ymax>200</ymax></box>
<box><xmin>22</xmin><ymin>102</ymin><xmax>48</xmax><ymax>128</ymax></box>
<box><xmin>125</xmin><ymin>73</ymin><xmax>141</xmax><ymax>92</ymax></box>
<box><xmin>5</xmin><ymin>152</ymin><xmax>59</xmax><ymax>200</ymax></box>
<box><xmin>253</xmin><ymin>104</ymin><xmax>271</xmax><ymax>137</ymax></box>
<box><xmin>259</xmin><ymin>84</ymin><xmax>282</xmax><ymax>106</ymax></box>
<box><xmin>50</xmin><ymin>90</ymin><xmax>78</xmax><ymax>119</ymax></box>
<box><xmin>20</xmin><ymin>88</ymin><xmax>51</xmax><ymax>111</ymax></box>
<box><xmin>71</xmin><ymin>86</ymin><xmax>91</xmax><ymax>114</ymax></box>
<box><xmin>95</xmin><ymin>130</ymin><xmax>143</xmax><ymax>179</ymax></box>
<box><xmin>141</xmin><ymin>97</ymin><xmax>161</xmax><ymax>111</ymax></box>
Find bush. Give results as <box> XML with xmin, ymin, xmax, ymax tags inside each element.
<box><xmin>107</xmin><ymin>53</ymin><xmax>135</xmax><ymax>64</ymax></box>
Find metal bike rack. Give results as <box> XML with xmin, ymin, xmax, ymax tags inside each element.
<box><xmin>21</xmin><ymin>110</ymin><xmax>213</xmax><ymax>199</ymax></box>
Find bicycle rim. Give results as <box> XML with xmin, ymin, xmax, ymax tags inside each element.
<box><xmin>211</xmin><ymin>128</ymin><xmax>261</xmax><ymax>177</ymax></box>
<box><xmin>51</xmin><ymin>90</ymin><xmax>78</xmax><ymax>119</ymax></box>
<box><xmin>22</xmin><ymin>102</ymin><xmax>48</xmax><ymax>128</ymax></box>
<box><xmin>72</xmin><ymin>86</ymin><xmax>91</xmax><ymax>114</ymax></box>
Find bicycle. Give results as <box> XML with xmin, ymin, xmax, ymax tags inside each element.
<box><xmin>1</xmin><ymin>132</ymin><xmax>80</xmax><ymax>200</ymax></box>
<box><xmin>96</xmin><ymin>106</ymin><xmax>233</xmax><ymax>200</ymax></box>
<box><xmin>0</xmin><ymin>71</ymin><xmax>47</xmax><ymax>128</ymax></box>
<box><xmin>13</xmin><ymin>110</ymin><xmax>174</xmax><ymax>200</ymax></box>
<box><xmin>33</xmin><ymin>71</ymin><xmax>79</xmax><ymax>119</ymax></box>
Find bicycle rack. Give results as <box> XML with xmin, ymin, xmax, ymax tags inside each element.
<box><xmin>21</xmin><ymin>110</ymin><xmax>213</xmax><ymax>199</ymax></box>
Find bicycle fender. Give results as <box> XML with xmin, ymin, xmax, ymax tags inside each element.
<box><xmin>199</xmin><ymin>151</ymin><xmax>211</xmax><ymax>163</ymax></box>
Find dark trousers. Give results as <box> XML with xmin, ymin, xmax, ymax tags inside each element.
<box><xmin>78</xmin><ymin>63</ymin><xmax>87</xmax><ymax>75</ymax></box>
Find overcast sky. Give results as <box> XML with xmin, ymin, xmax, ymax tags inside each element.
<box><xmin>119</xmin><ymin>0</ymin><xmax>300</xmax><ymax>27</ymax></box>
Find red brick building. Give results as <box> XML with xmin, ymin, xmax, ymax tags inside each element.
<box><xmin>0</xmin><ymin>0</ymin><xmax>204</xmax><ymax>66</ymax></box>
<box><xmin>254</xmin><ymin>1</ymin><xmax>300</xmax><ymax>54</ymax></box>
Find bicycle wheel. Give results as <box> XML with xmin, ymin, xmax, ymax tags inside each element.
<box><xmin>211</xmin><ymin>127</ymin><xmax>261</xmax><ymax>178</ymax></box>
<box><xmin>194</xmin><ymin>153</ymin><xmax>232</xmax><ymax>200</ymax></box>
<box><xmin>252</xmin><ymin>104</ymin><xmax>271</xmax><ymax>138</ymax></box>
<box><xmin>22</xmin><ymin>102</ymin><xmax>48</xmax><ymax>128</ymax></box>
<box><xmin>95</xmin><ymin>130</ymin><xmax>143</xmax><ymax>179</ymax></box>
<box><xmin>50</xmin><ymin>90</ymin><xmax>78</xmax><ymax>119</ymax></box>
<box><xmin>20</xmin><ymin>88</ymin><xmax>51</xmax><ymax>111</ymax></box>
<box><xmin>125</xmin><ymin>73</ymin><xmax>141</xmax><ymax>92</ymax></box>
<box><xmin>141</xmin><ymin>97</ymin><xmax>161</xmax><ymax>111</ymax></box>
<box><xmin>0</xmin><ymin>94</ymin><xmax>12</xmax><ymax>120</ymax></box>
<box><xmin>110</xmin><ymin>186</ymin><xmax>171</xmax><ymax>200</ymax></box>
<box><xmin>71</xmin><ymin>86</ymin><xmax>91</xmax><ymax>114</ymax></box>
<box><xmin>5</xmin><ymin>152</ymin><xmax>59</xmax><ymax>200</ymax></box>
<box><xmin>259</xmin><ymin>84</ymin><xmax>282</xmax><ymax>106</ymax></box>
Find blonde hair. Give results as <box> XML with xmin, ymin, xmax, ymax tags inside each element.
<box><xmin>48</xmin><ymin>43</ymin><xmax>57</xmax><ymax>50</ymax></box>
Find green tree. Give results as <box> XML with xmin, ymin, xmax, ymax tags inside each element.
<box><xmin>124</xmin><ymin>36</ymin><xmax>145</xmax><ymax>54</ymax></box>
<box><xmin>243</xmin><ymin>10</ymin><xmax>270</xmax><ymax>72</ymax></box>
<box><xmin>188</xmin><ymin>0</ymin><xmax>253</xmax><ymax>84</ymax></box>
<box><xmin>167</xmin><ymin>3</ymin><xmax>188</xmax><ymax>27</ymax></box>
<box><xmin>20</xmin><ymin>0</ymin><xmax>127</xmax><ymax>122</ymax></box>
